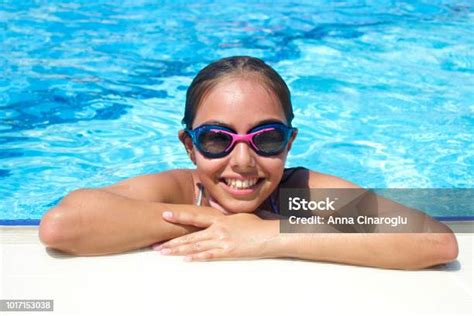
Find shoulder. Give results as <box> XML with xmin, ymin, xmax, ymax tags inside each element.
<box><xmin>308</xmin><ymin>170</ymin><xmax>360</xmax><ymax>189</ymax></box>
<box><xmin>99</xmin><ymin>169</ymin><xmax>196</xmax><ymax>204</ymax></box>
<box><xmin>282</xmin><ymin>167</ymin><xmax>360</xmax><ymax>189</ymax></box>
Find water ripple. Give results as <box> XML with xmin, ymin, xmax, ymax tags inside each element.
<box><xmin>1</xmin><ymin>0</ymin><xmax>473</xmax><ymax>220</ymax></box>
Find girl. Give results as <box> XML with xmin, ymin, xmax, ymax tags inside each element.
<box><xmin>39</xmin><ymin>56</ymin><xmax>458</xmax><ymax>269</ymax></box>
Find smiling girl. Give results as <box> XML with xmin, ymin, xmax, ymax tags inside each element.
<box><xmin>39</xmin><ymin>56</ymin><xmax>458</xmax><ymax>269</ymax></box>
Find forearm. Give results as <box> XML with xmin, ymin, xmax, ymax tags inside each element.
<box><xmin>271</xmin><ymin>231</ymin><xmax>458</xmax><ymax>269</ymax></box>
<box><xmin>263</xmin><ymin>192</ymin><xmax>459</xmax><ymax>269</ymax></box>
<box><xmin>39</xmin><ymin>189</ymin><xmax>219</xmax><ymax>256</ymax></box>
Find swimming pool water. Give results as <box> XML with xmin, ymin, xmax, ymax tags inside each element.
<box><xmin>1</xmin><ymin>1</ymin><xmax>473</xmax><ymax>221</ymax></box>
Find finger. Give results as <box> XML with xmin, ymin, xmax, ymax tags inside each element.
<box><xmin>162</xmin><ymin>210</ymin><xmax>215</xmax><ymax>228</ymax></box>
<box><xmin>160</xmin><ymin>240</ymin><xmax>220</xmax><ymax>256</ymax></box>
<box><xmin>156</xmin><ymin>230</ymin><xmax>211</xmax><ymax>250</ymax></box>
<box><xmin>151</xmin><ymin>241</ymin><xmax>167</xmax><ymax>251</ymax></box>
<box><xmin>184</xmin><ymin>249</ymin><xmax>226</xmax><ymax>262</ymax></box>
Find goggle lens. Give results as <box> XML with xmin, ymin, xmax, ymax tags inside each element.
<box><xmin>187</xmin><ymin>123</ymin><xmax>295</xmax><ymax>158</ymax></box>
<box><xmin>198</xmin><ymin>130</ymin><xmax>232</xmax><ymax>154</ymax></box>
<box><xmin>253</xmin><ymin>128</ymin><xmax>286</xmax><ymax>154</ymax></box>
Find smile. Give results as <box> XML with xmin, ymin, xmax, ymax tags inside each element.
<box><xmin>223</xmin><ymin>178</ymin><xmax>259</xmax><ymax>190</ymax></box>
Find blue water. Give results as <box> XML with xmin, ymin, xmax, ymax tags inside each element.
<box><xmin>1</xmin><ymin>0</ymin><xmax>473</xmax><ymax>222</ymax></box>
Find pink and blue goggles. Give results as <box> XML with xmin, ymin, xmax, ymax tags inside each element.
<box><xmin>185</xmin><ymin>122</ymin><xmax>297</xmax><ymax>158</ymax></box>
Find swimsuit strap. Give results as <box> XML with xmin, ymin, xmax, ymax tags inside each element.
<box><xmin>281</xmin><ymin>167</ymin><xmax>307</xmax><ymax>184</ymax></box>
<box><xmin>195</xmin><ymin>183</ymin><xmax>204</xmax><ymax>206</ymax></box>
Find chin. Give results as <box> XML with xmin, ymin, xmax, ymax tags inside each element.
<box><xmin>221</xmin><ymin>200</ymin><xmax>261</xmax><ymax>214</ymax></box>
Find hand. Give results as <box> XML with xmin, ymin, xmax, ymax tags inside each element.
<box><xmin>150</xmin><ymin>206</ymin><xmax>225</xmax><ymax>250</ymax></box>
<box><xmin>154</xmin><ymin>211</ymin><xmax>280</xmax><ymax>261</ymax></box>
<box><xmin>254</xmin><ymin>209</ymin><xmax>288</xmax><ymax>220</ymax></box>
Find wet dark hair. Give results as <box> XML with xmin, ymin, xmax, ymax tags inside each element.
<box><xmin>182</xmin><ymin>56</ymin><xmax>294</xmax><ymax>129</ymax></box>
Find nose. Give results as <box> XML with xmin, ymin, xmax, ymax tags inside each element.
<box><xmin>229</xmin><ymin>141</ymin><xmax>257</xmax><ymax>170</ymax></box>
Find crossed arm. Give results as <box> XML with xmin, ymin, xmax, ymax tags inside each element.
<box><xmin>39</xmin><ymin>169</ymin><xmax>458</xmax><ymax>269</ymax></box>
<box><xmin>153</xmin><ymin>208</ymin><xmax>458</xmax><ymax>269</ymax></box>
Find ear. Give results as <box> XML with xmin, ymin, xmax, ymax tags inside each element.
<box><xmin>178</xmin><ymin>130</ymin><xmax>196</xmax><ymax>165</ymax></box>
<box><xmin>287</xmin><ymin>128</ymin><xmax>298</xmax><ymax>152</ymax></box>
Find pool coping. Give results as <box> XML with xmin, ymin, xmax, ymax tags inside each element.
<box><xmin>1</xmin><ymin>226</ymin><xmax>472</xmax><ymax>316</ymax></box>
<box><xmin>1</xmin><ymin>219</ymin><xmax>472</xmax><ymax>241</ymax></box>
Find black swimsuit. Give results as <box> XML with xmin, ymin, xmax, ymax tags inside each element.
<box><xmin>269</xmin><ymin>167</ymin><xmax>307</xmax><ymax>214</ymax></box>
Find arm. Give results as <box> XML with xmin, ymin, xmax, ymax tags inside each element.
<box><xmin>39</xmin><ymin>170</ymin><xmax>223</xmax><ymax>256</ymax></box>
<box><xmin>275</xmin><ymin>170</ymin><xmax>459</xmax><ymax>269</ymax></box>
<box><xmin>273</xmin><ymin>230</ymin><xmax>458</xmax><ymax>270</ymax></box>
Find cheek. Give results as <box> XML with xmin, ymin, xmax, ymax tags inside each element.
<box><xmin>195</xmin><ymin>152</ymin><xmax>287</xmax><ymax>184</ymax></box>
<box><xmin>195</xmin><ymin>155</ymin><xmax>224</xmax><ymax>179</ymax></box>
<box><xmin>257</xmin><ymin>157</ymin><xmax>286</xmax><ymax>180</ymax></box>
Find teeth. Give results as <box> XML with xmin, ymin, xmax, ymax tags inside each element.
<box><xmin>224</xmin><ymin>178</ymin><xmax>258</xmax><ymax>190</ymax></box>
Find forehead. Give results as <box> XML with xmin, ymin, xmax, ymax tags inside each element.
<box><xmin>193</xmin><ymin>77</ymin><xmax>286</xmax><ymax>130</ymax></box>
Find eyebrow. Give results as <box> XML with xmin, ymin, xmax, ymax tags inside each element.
<box><xmin>201</xmin><ymin>119</ymin><xmax>286</xmax><ymax>130</ymax></box>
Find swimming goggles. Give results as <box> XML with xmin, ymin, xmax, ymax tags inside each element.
<box><xmin>185</xmin><ymin>122</ymin><xmax>297</xmax><ymax>158</ymax></box>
